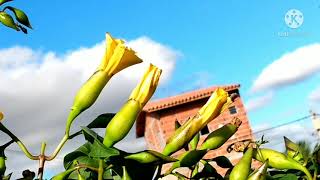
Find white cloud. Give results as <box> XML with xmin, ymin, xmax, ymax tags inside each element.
<box><xmin>251</xmin><ymin>44</ymin><xmax>320</xmax><ymax>92</ymax></box>
<box><xmin>245</xmin><ymin>92</ymin><xmax>274</xmax><ymax>112</ymax></box>
<box><xmin>0</xmin><ymin>36</ymin><xmax>181</xmax><ymax>178</ymax></box>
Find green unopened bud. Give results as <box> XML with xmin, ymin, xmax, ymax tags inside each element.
<box><xmin>5</xmin><ymin>6</ymin><xmax>32</xmax><ymax>28</ymax></box>
<box><xmin>0</xmin><ymin>156</ymin><xmax>5</xmax><ymax>177</ymax></box>
<box><xmin>122</xmin><ymin>166</ymin><xmax>132</xmax><ymax>180</ymax></box>
<box><xmin>65</xmin><ymin>33</ymin><xmax>142</xmax><ymax>136</ymax></box>
<box><xmin>165</xmin><ymin>149</ymin><xmax>207</xmax><ymax>175</ymax></box>
<box><xmin>51</xmin><ymin>167</ymin><xmax>77</xmax><ymax>180</ymax></box>
<box><xmin>0</xmin><ymin>12</ymin><xmax>18</xmax><ymax>31</ymax></box>
<box><xmin>248</xmin><ymin>159</ymin><xmax>268</xmax><ymax>180</ymax></box>
<box><xmin>230</xmin><ymin>147</ymin><xmax>253</xmax><ymax>180</ymax></box>
<box><xmin>189</xmin><ymin>132</ymin><xmax>200</xmax><ymax>150</ymax></box>
<box><xmin>103</xmin><ymin>64</ymin><xmax>161</xmax><ymax>147</ymax></box>
<box><xmin>124</xmin><ymin>150</ymin><xmax>177</xmax><ymax>164</ymax></box>
<box><xmin>200</xmin><ymin>117</ymin><xmax>241</xmax><ymax>150</ymax></box>
<box><xmin>253</xmin><ymin>148</ymin><xmax>312</xmax><ymax>180</ymax></box>
<box><xmin>284</xmin><ymin>136</ymin><xmax>304</xmax><ymax>164</ymax></box>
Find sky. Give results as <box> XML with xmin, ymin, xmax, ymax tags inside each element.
<box><xmin>1</xmin><ymin>0</ymin><xmax>320</xmax><ymax>179</ymax></box>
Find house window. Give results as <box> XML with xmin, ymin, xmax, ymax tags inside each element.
<box><xmin>200</xmin><ymin>125</ymin><xmax>210</xmax><ymax>135</ymax></box>
<box><xmin>229</xmin><ymin>106</ymin><xmax>237</xmax><ymax>114</ymax></box>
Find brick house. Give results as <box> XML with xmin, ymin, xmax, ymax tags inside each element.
<box><xmin>136</xmin><ymin>84</ymin><xmax>254</xmax><ymax>176</ymax></box>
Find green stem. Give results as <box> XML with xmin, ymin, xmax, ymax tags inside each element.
<box><xmin>16</xmin><ymin>141</ymin><xmax>38</xmax><ymax>160</ymax></box>
<box><xmin>46</xmin><ymin>135</ymin><xmax>68</xmax><ymax>161</ymax></box>
<box><xmin>65</xmin><ymin>109</ymin><xmax>81</xmax><ymax>136</ymax></box>
<box><xmin>0</xmin><ymin>140</ymin><xmax>14</xmax><ymax>149</ymax></box>
<box><xmin>78</xmin><ymin>164</ymin><xmax>99</xmax><ymax>172</ymax></box>
<box><xmin>0</xmin><ymin>123</ymin><xmax>38</xmax><ymax>160</ymax></box>
<box><xmin>98</xmin><ymin>159</ymin><xmax>104</xmax><ymax>180</ymax></box>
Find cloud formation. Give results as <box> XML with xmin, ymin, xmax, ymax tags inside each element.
<box><xmin>251</xmin><ymin>44</ymin><xmax>320</xmax><ymax>92</ymax></box>
<box><xmin>0</xmin><ymin>36</ymin><xmax>180</xmax><ymax>178</ymax></box>
<box><xmin>245</xmin><ymin>92</ymin><xmax>274</xmax><ymax>112</ymax></box>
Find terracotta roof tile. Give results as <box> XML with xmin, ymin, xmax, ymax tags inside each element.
<box><xmin>143</xmin><ymin>84</ymin><xmax>240</xmax><ymax>112</ymax></box>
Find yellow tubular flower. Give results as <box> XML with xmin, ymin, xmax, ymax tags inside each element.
<box><xmin>162</xmin><ymin>88</ymin><xmax>229</xmax><ymax>156</ymax></box>
<box><xmin>65</xmin><ymin>33</ymin><xmax>142</xmax><ymax>136</ymax></box>
<box><xmin>103</xmin><ymin>64</ymin><xmax>162</xmax><ymax>147</ymax></box>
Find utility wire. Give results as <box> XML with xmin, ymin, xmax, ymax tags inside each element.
<box><xmin>253</xmin><ymin>113</ymin><xmax>320</xmax><ymax>134</ymax></box>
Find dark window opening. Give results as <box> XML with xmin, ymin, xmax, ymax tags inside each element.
<box><xmin>200</xmin><ymin>125</ymin><xmax>210</xmax><ymax>135</ymax></box>
<box><xmin>229</xmin><ymin>106</ymin><xmax>237</xmax><ymax>114</ymax></box>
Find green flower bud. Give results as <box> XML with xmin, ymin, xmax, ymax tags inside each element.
<box><xmin>0</xmin><ymin>12</ymin><xmax>18</xmax><ymax>31</ymax></box>
<box><xmin>248</xmin><ymin>159</ymin><xmax>268</xmax><ymax>180</ymax></box>
<box><xmin>124</xmin><ymin>150</ymin><xmax>177</xmax><ymax>164</ymax></box>
<box><xmin>200</xmin><ymin>117</ymin><xmax>241</xmax><ymax>150</ymax></box>
<box><xmin>51</xmin><ymin>167</ymin><xmax>77</xmax><ymax>180</ymax></box>
<box><xmin>284</xmin><ymin>136</ymin><xmax>304</xmax><ymax>164</ymax></box>
<box><xmin>165</xmin><ymin>149</ymin><xmax>207</xmax><ymax>175</ymax></box>
<box><xmin>0</xmin><ymin>156</ymin><xmax>5</xmax><ymax>177</ymax></box>
<box><xmin>5</xmin><ymin>6</ymin><xmax>32</xmax><ymax>28</ymax></box>
<box><xmin>103</xmin><ymin>64</ymin><xmax>161</xmax><ymax>147</ymax></box>
<box><xmin>253</xmin><ymin>148</ymin><xmax>312</xmax><ymax>180</ymax></box>
<box><xmin>230</xmin><ymin>147</ymin><xmax>253</xmax><ymax>180</ymax></box>
<box><xmin>122</xmin><ymin>166</ymin><xmax>132</xmax><ymax>180</ymax></box>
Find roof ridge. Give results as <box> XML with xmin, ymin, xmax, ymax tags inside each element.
<box><xmin>143</xmin><ymin>84</ymin><xmax>240</xmax><ymax>112</ymax></box>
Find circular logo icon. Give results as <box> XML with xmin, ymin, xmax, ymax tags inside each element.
<box><xmin>285</xmin><ymin>9</ymin><xmax>304</xmax><ymax>29</ymax></box>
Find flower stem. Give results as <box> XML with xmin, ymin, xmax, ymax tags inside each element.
<box><xmin>0</xmin><ymin>123</ymin><xmax>38</xmax><ymax>160</ymax></box>
<box><xmin>37</xmin><ymin>142</ymin><xmax>46</xmax><ymax>180</ymax></box>
<box><xmin>98</xmin><ymin>159</ymin><xmax>104</xmax><ymax>180</ymax></box>
<box><xmin>46</xmin><ymin>135</ymin><xmax>68</xmax><ymax>161</ymax></box>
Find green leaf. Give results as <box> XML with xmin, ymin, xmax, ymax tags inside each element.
<box><xmin>4</xmin><ymin>6</ymin><xmax>32</xmax><ymax>28</ymax></box>
<box><xmin>0</xmin><ymin>12</ymin><xmax>18</xmax><ymax>31</ymax></box>
<box><xmin>210</xmin><ymin>156</ymin><xmax>233</xmax><ymax>168</ymax></box>
<box><xmin>103</xmin><ymin>169</ymin><xmax>114</xmax><ymax>179</ymax></box>
<box><xmin>69</xmin><ymin>113</ymin><xmax>116</xmax><ymax>139</ymax></box>
<box><xmin>63</xmin><ymin>142</ymin><xmax>91</xmax><ymax>169</ymax></box>
<box><xmin>87</xmin><ymin>113</ymin><xmax>115</xmax><ymax>129</ymax></box>
<box><xmin>81</xmin><ymin>126</ymin><xmax>103</xmax><ymax>143</ymax></box>
<box><xmin>0</xmin><ymin>0</ymin><xmax>12</xmax><ymax>6</ymax></box>
<box><xmin>88</xmin><ymin>140</ymin><xmax>119</xmax><ymax>159</ymax></box>
<box><xmin>68</xmin><ymin>168</ymin><xmax>94</xmax><ymax>180</ymax></box>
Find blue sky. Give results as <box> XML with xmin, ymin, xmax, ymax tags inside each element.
<box><xmin>1</xmin><ymin>0</ymin><xmax>320</xmax><ymax>178</ymax></box>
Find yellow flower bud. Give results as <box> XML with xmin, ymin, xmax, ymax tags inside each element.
<box><xmin>162</xmin><ymin>88</ymin><xmax>229</xmax><ymax>156</ymax></box>
<box><xmin>103</xmin><ymin>64</ymin><xmax>161</xmax><ymax>147</ymax></box>
<box><xmin>0</xmin><ymin>112</ymin><xmax>3</xmax><ymax>121</ymax></box>
<box><xmin>65</xmin><ymin>33</ymin><xmax>142</xmax><ymax>136</ymax></box>
<box><xmin>129</xmin><ymin>64</ymin><xmax>162</xmax><ymax>106</ymax></box>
